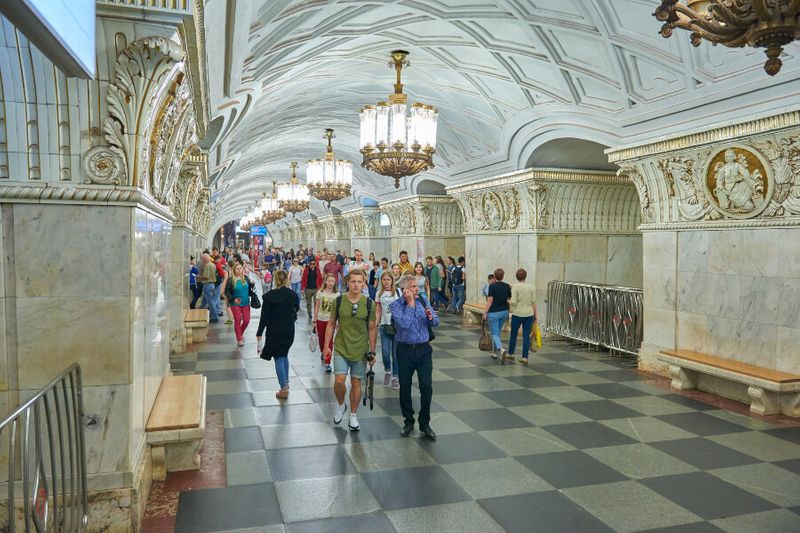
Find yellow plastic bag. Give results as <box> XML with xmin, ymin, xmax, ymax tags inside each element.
<box><xmin>533</xmin><ymin>324</ymin><xmax>542</xmax><ymax>350</ymax></box>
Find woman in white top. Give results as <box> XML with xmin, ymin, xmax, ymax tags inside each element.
<box><xmin>508</xmin><ymin>268</ymin><xmax>538</xmax><ymax>364</ymax></box>
<box><xmin>413</xmin><ymin>262</ymin><xmax>430</xmax><ymax>302</ymax></box>
<box><xmin>313</xmin><ymin>273</ymin><xmax>339</xmax><ymax>373</ymax></box>
<box><xmin>288</xmin><ymin>258</ymin><xmax>304</xmax><ymax>304</ymax></box>
<box><xmin>375</xmin><ymin>271</ymin><xmax>401</xmax><ymax>389</ymax></box>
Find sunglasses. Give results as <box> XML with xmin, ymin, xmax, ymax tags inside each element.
<box><xmin>351</xmin><ymin>303</ymin><xmax>359</xmax><ymax>317</ymax></box>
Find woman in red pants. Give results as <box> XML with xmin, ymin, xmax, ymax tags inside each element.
<box><xmin>314</xmin><ymin>273</ymin><xmax>338</xmax><ymax>373</ymax></box>
<box><xmin>225</xmin><ymin>263</ymin><xmax>252</xmax><ymax>346</ymax></box>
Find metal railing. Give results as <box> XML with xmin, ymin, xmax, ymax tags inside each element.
<box><xmin>546</xmin><ymin>281</ymin><xmax>643</xmax><ymax>356</ymax></box>
<box><xmin>0</xmin><ymin>364</ymin><xmax>88</xmax><ymax>532</ymax></box>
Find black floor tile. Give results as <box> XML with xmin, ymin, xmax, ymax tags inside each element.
<box><xmin>224</xmin><ymin>426</ymin><xmax>265</xmax><ymax>453</ymax></box>
<box><xmin>641</xmin><ymin>472</ymin><xmax>777</xmax><ymax>520</ymax></box>
<box><xmin>334</xmin><ymin>416</ymin><xmax>403</xmax><ymax>443</ymax></box>
<box><xmin>765</xmin><ymin>426</ymin><xmax>800</xmax><ymax>445</ymax></box>
<box><xmin>479</xmin><ymin>491</ymin><xmax>614</xmax><ymax>533</ymax></box>
<box><xmin>578</xmin><ymin>382</ymin><xmax>649</xmax><ymax>399</ymax></box>
<box><xmin>417</xmin><ymin>432</ymin><xmax>506</xmax><ymax>464</ymax></box>
<box><xmin>429</xmin><ymin>380</ymin><xmax>473</xmax><ymax>394</ymax></box>
<box><xmin>563</xmin><ymin>399</ymin><xmax>642</xmax><ymax>420</ymax></box>
<box><xmin>434</xmin><ymin>342</ymin><xmax>466</xmax><ymax>350</ymax></box>
<box><xmin>660</xmin><ymin>394</ymin><xmax>716</xmax><ymax>411</ymax></box>
<box><xmin>266</xmin><ymin>444</ymin><xmax>357</xmax><ymax>481</ymax></box>
<box><xmin>371</xmin><ymin>397</ymin><xmax>444</xmax><ymax>417</ymax></box>
<box><xmin>170</xmin><ymin>361</ymin><xmax>197</xmax><ymax>372</ymax></box>
<box><xmin>362</xmin><ymin>466</ymin><xmax>470</xmax><ymax>510</ymax></box>
<box><xmin>206</xmin><ymin>393</ymin><xmax>254</xmax><ymax>410</ymax></box>
<box><xmin>256</xmin><ymin>404</ymin><xmax>327</xmax><ymax>425</ymax></box>
<box><xmin>637</xmin><ymin>523</ymin><xmax>724</xmax><ymax>533</ymax></box>
<box><xmin>774</xmin><ymin>458</ymin><xmax>800</xmax><ymax>475</ymax></box>
<box><xmin>481</xmin><ymin>389</ymin><xmax>552</xmax><ymax>407</ymax></box>
<box><xmin>542</xmin><ymin>421</ymin><xmax>636</xmax><ymax>449</ymax></box>
<box><xmin>454</xmin><ymin>408</ymin><xmax>533</xmax><ymax>431</ymax></box>
<box><xmin>537</xmin><ymin>352</ymin><xmax>590</xmax><ymax>362</ymax></box>
<box><xmin>440</xmin><ymin>367</ymin><xmax>499</xmax><ymax>380</ymax></box>
<box><xmin>515</xmin><ymin>450</ymin><xmax>628</xmax><ymax>489</ymax></box>
<box><xmin>197</xmin><ymin>351</ymin><xmax>244</xmax><ymax>361</ymax></box>
<box><xmin>791</xmin><ymin>506</ymin><xmax>800</xmax><ymax>516</ymax></box>
<box><xmin>655</xmin><ymin>412</ymin><xmax>750</xmax><ymax>436</ymax></box>
<box><xmin>529</xmin><ymin>362</ymin><xmax>581</xmax><ymax>374</ymax></box>
<box><xmin>249</xmin><ymin>378</ymin><xmax>283</xmax><ymax>392</ymax></box>
<box><xmin>506</xmin><ymin>375</ymin><xmax>566</xmax><ymax>389</ymax></box>
<box><xmin>200</xmin><ymin>368</ymin><xmax>247</xmax><ymax>381</ymax></box>
<box><xmin>650</xmin><ymin>438</ymin><xmax>759</xmax><ymax>470</ymax></box>
<box><xmin>462</xmin><ymin>355</ymin><xmax>510</xmax><ymax>368</ymax></box>
<box><xmin>589</xmin><ymin>369</ymin><xmax>649</xmax><ymax>382</ymax></box>
<box><xmin>286</xmin><ymin>512</ymin><xmax>397</xmax><ymax>533</ymax></box>
<box><xmin>306</xmin><ymin>387</ymin><xmax>338</xmax><ymax>403</ymax></box>
<box><xmin>174</xmin><ymin>483</ymin><xmax>282</xmax><ymax>532</ymax></box>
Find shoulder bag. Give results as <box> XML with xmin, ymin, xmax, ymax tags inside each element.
<box><xmin>479</xmin><ymin>319</ymin><xmax>492</xmax><ymax>351</ymax></box>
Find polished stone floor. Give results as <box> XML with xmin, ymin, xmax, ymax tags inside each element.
<box><xmin>153</xmin><ymin>305</ymin><xmax>800</xmax><ymax>533</ymax></box>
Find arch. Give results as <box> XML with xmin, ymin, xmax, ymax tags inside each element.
<box><xmin>414</xmin><ymin>179</ymin><xmax>447</xmax><ymax>195</ymax></box>
<box><xmin>526</xmin><ymin>138</ymin><xmax>619</xmax><ymax>172</ymax></box>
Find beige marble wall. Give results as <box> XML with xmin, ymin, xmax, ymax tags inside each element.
<box><xmin>641</xmin><ymin>228</ymin><xmax>800</xmax><ymax>375</ymax></box>
<box><xmin>324</xmin><ymin>239</ymin><xmax>350</xmax><ymax>254</ymax></box>
<box><xmin>465</xmin><ymin>234</ymin><xmax>537</xmax><ymax>306</ymax></box>
<box><xmin>390</xmin><ymin>236</ymin><xmax>464</xmax><ymax>264</ymax></box>
<box><xmin>351</xmin><ymin>238</ymin><xmax>390</xmax><ymax>262</ymax></box>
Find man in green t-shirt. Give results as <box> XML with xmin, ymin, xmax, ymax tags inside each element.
<box><xmin>323</xmin><ymin>269</ymin><xmax>377</xmax><ymax>431</ymax></box>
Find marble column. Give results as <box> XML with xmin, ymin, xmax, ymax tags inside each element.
<box><xmin>609</xmin><ymin>110</ymin><xmax>800</xmax><ymax>401</ymax></box>
<box><xmin>380</xmin><ymin>195</ymin><xmax>465</xmax><ymax>264</ymax></box>
<box><xmin>448</xmin><ymin>169</ymin><xmax>642</xmax><ymax>324</ymax></box>
<box><xmin>344</xmin><ymin>207</ymin><xmax>391</xmax><ymax>260</ymax></box>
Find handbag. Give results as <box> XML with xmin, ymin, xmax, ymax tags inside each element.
<box><xmin>309</xmin><ymin>328</ymin><xmax>318</xmax><ymax>352</ymax></box>
<box><xmin>478</xmin><ymin>319</ymin><xmax>492</xmax><ymax>351</ymax></box>
<box><xmin>249</xmin><ymin>287</ymin><xmax>261</xmax><ymax>309</ymax></box>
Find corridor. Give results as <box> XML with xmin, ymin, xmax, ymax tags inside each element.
<box><xmin>145</xmin><ymin>309</ymin><xmax>800</xmax><ymax>533</ymax></box>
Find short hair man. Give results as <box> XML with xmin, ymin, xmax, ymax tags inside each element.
<box><xmin>398</xmin><ymin>250</ymin><xmax>414</xmax><ymax>276</ymax></box>
<box><xmin>390</xmin><ymin>274</ymin><xmax>440</xmax><ymax>440</ymax></box>
<box><xmin>323</xmin><ymin>269</ymin><xmax>377</xmax><ymax>431</ymax></box>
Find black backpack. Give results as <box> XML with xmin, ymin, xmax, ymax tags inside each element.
<box><xmin>452</xmin><ymin>266</ymin><xmax>463</xmax><ymax>285</ymax></box>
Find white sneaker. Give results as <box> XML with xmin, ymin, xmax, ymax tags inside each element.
<box><xmin>383</xmin><ymin>371</ymin><xmax>392</xmax><ymax>387</ymax></box>
<box><xmin>334</xmin><ymin>403</ymin><xmax>346</xmax><ymax>425</ymax></box>
<box><xmin>348</xmin><ymin>413</ymin><xmax>360</xmax><ymax>431</ymax></box>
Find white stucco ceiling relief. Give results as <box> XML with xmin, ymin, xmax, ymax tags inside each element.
<box><xmin>204</xmin><ymin>0</ymin><xmax>800</xmax><ymax>229</ymax></box>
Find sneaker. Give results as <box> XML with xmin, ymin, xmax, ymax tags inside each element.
<box><xmin>520</xmin><ymin>358</ymin><xmax>528</xmax><ymax>365</ymax></box>
<box><xmin>237</xmin><ymin>340</ymin><xmax>244</xmax><ymax>347</ymax></box>
<box><xmin>500</xmin><ymin>349</ymin><xmax>507</xmax><ymax>364</ymax></box>
<box><xmin>490</xmin><ymin>352</ymin><xmax>497</xmax><ymax>359</ymax></box>
<box><xmin>348</xmin><ymin>413</ymin><xmax>360</xmax><ymax>431</ymax></box>
<box><xmin>275</xmin><ymin>389</ymin><xmax>288</xmax><ymax>400</ymax></box>
<box><xmin>383</xmin><ymin>372</ymin><xmax>392</xmax><ymax>387</ymax></box>
<box><xmin>334</xmin><ymin>403</ymin><xmax>347</xmax><ymax>425</ymax></box>
<box><xmin>391</xmin><ymin>377</ymin><xmax>400</xmax><ymax>390</ymax></box>
<box><xmin>325</xmin><ymin>364</ymin><xmax>333</xmax><ymax>374</ymax></box>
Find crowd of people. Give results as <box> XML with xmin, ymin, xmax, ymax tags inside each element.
<box><xmin>188</xmin><ymin>244</ymin><xmax>537</xmax><ymax>439</ymax></box>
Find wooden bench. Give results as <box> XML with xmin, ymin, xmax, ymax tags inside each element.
<box><xmin>658</xmin><ymin>349</ymin><xmax>800</xmax><ymax>417</ymax></box>
<box><xmin>184</xmin><ymin>308</ymin><xmax>209</xmax><ymax>344</ymax></box>
<box><xmin>145</xmin><ymin>374</ymin><xmax>207</xmax><ymax>480</ymax></box>
<box><xmin>463</xmin><ymin>302</ymin><xmax>511</xmax><ymax>331</ymax></box>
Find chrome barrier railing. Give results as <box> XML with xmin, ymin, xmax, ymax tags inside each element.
<box><xmin>0</xmin><ymin>364</ymin><xmax>88</xmax><ymax>532</ymax></box>
<box><xmin>546</xmin><ymin>281</ymin><xmax>643</xmax><ymax>356</ymax></box>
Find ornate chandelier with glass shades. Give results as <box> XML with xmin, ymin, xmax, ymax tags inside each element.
<box><xmin>261</xmin><ymin>181</ymin><xmax>285</xmax><ymax>224</ymax></box>
<box><xmin>654</xmin><ymin>1</ymin><xmax>800</xmax><ymax>76</ymax></box>
<box><xmin>359</xmin><ymin>50</ymin><xmax>438</xmax><ymax>188</ymax></box>
<box><xmin>277</xmin><ymin>161</ymin><xmax>310</xmax><ymax>215</ymax></box>
<box><xmin>240</xmin><ymin>199</ymin><xmax>259</xmax><ymax>231</ymax></box>
<box><xmin>307</xmin><ymin>129</ymin><xmax>353</xmax><ymax>207</ymax></box>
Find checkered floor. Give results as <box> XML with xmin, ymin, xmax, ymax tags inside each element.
<box><xmin>167</xmin><ymin>306</ymin><xmax>800</xmax><ymax>533</ymax></box>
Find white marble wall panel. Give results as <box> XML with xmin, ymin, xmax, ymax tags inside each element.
<box><xmin>777</xmin><ymin>327</ymin><xmax>800</xmax><ymax>374</ymax></box>
<box><xmin>350</xmin><ymin>238</ymin><xmax>391</xmax><ymax>261</ymax></box>
<box><xmin>324</xmin><ymin>239</ymin><xmax>350</xmax><ymax>254</ymax></box>
<box><xmin>0</xmin><ymin>301</ymin><xmax>7</xmax><ymax>394</ymax></box>
<box><xmin>607</xmin><ymin>236</ymin><xmax>643</xmax><ymax>287</ymax></box>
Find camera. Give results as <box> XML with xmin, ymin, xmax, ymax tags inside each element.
<box><xmin>364</xmin><ymin>351</ymin><xmax>376</xmax><ymax>362</ymax></box>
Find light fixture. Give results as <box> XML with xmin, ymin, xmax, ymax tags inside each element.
<box><xmin>261</xmin><ymin>180</ymin><xmax>285</xmax><ymax>223</ymax></box>
<box><xmin>654</xmin><ymin>1</ymin><xmax>800</xmax><ymax>76</ymax></box>
<box><xmin>359</xmin><ymin>50</ymin><xmax>438</xmax><ymax>188</ymax></box>
<box><xmin>277</xmin><ymin>161</ymin><xmax>310</xmax><ymax>215</ymax></box>
<box><xmin>307</xmin><ymin>128</ymin><xmax>353</xmax><ymax>207</ymax></box>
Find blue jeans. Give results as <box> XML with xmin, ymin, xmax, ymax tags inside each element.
<box><xmin>291</xmin><ymin>282</ymin><xmax>302</xmax><ymax>303</ymax></box>
<box><xmin>201</xmin><ymin>283</ymin><xmax>219</xmax><ymax>321</ymax></box>
<box><xmin>508</xmin><ymin>315</ymin><xmax>534</xmax><ymax>359</ymax></box>
<box><xmin>212</xmin><ymin>283</ymin><xmax>222</xmax><ymax>316</ymax></box>
<box><xmin>274</xmin><ymin>356</ymin><xmax>289</xmax><ymax>389</ymax></box>
<box><xmin>452</xmin><ymin>284</ymin><xmax>465</xmax><ymax>312</ymax></box>
<box><xmin>380</xmin><ymin>325</ymin><xmax>398</xmax><ymax>376</ymax></box>
<box><xmin>487</xmin><ymin>310</ymin><xmax>508</xmax><ymax>352</ymax></box>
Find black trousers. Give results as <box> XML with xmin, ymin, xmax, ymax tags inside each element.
<box><xmin>397</xmin><ymin>342</ymin><xmax>433</xmax><ymax>428</ymax></box>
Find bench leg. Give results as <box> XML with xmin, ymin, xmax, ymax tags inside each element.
<box><xmin>781</xmin><ymin>392</ymin><xmax>800</xmax><ymax>417</ymax></box>
<box><xmin>151</xmin><ymin>444</ymin><xmax>167</xmax><ymax>481</ymax></box>
<box><xmin>669</xmin><ymin>365</ymin><xmax>698</xmax><ymax>390</ymax></box>
<box><xmin>748</xmin><ymin>386</ymin><xmax>780</xmax><ymax>416</ymax></box>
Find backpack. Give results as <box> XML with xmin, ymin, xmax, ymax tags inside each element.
<box><xmin>334</xmin><ymin>294</ymin><xmax>373</xmax><ymax>334</ymax></box>
<box><xmin>452</xmin><ymin>265</ymin><xmax>463</xmax><ymax>285</ymax></box>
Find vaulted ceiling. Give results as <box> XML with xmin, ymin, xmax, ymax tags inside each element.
<box><xmin>204</xmin><ymin>0</ymin><xmax>800</xmax><ymax>228</ymax></box>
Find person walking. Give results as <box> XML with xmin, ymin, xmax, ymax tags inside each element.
<box><xmin>301</xmin><ymin>258</ymin><xmax>323</xmax><ymax>322</ymax></box>
<box><xmin>450</xmin><ymin>256</ymin><xmax>466</xmax><ymax>314</ymax></box>
<box><xmin>390</xmin><ymin>274</ymin><xmax>439</xmax><ymax>440</ymax></box>
<box><xmin>288</xmin><ymin>258</ymin><xmax>303</xmax><ymax>303</ymax></box>
<box><xmin>225</xmin><ymin>263</ymin><xmax>253</xmax><ymax>346</ymax></box>
<box><xmin>322</xmin><ymin>269</ymin><xmax>377</xmax><ymax>432</ymax></box>
<box><xmin>375</xmin><ymin>272</ymin><xmax>401</xmax><ymax>390</ymax></box>
<box><xmin>397</xmin><ymin>250</ymin><xmax>414</xmax><ymax>276</ymax></box>
<box><xmin>314</xmin><ymin>273</ymin><xmax>339</xmax><ymax>373</ymax></box>
<box><xmin>508</xmin><ymin>268</ymin><xmax>538</xmax><ymax>365</ymax></box>
<box><xmin>368</xmin><ymin>261</ymin><xmax>380</xmax><ymax>301</ymax></box>
<box><xmin>413</xmin><ymin>262</ymin><xmax>430</xmax><ymax>303</ymax></box>
<box><xmin>189</xmin><ymin>256</ymin><xmax>201</xmax><ymax>309</ymax></box>
<box><xmin>196</xmin><ymin>253</ymin><xmax>220</xmax><ymax>323</ymax></box>
<box><xmin>482</xmin><ymin>268</ymin><xmax>512</xmax><ymax>362</ymax></box>
<box><xmin>434</xmin><ymin>256</ymin><xmax>448</xmax><ymax>310</ymax></box>
<box><xmin>256</xmin><ymin>270</ymin><xmax>299</xmax><ymax>399</ymax></box>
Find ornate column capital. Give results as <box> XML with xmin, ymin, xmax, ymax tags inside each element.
<box><xmin>379</xmin><ymin>195</ymin><xmax>463</xmax><ymax>237</ymax></box>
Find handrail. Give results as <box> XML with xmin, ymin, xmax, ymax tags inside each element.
<box><xmin>545</xmin><ymin>281</ymin><xmax>643</xmax><ymax>356</ymax></box>
<box><xmin>0</xmin><ymin>364</ymin><xmax>89</xmax><ymax>532</ymax></box>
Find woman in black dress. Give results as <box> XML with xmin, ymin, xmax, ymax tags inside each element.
<box><xmin>256</xmin><ymin>270</ymin><xmax>299</xmax><ymax>399</ymax></box>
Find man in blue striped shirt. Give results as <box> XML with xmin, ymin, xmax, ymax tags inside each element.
<box><xmin>390</xmin><ymin>275</ymin><xmax>440</xmax><ymax>440</ymax></box>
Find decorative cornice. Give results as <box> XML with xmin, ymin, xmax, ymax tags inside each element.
<box><xmin>446</xmin><ymin>167</ymin><xmax>622</xmax><ymax>195</ymax></box>
<box><xmin>640</xmin><ymin>217</ymin><xmax>800</xmax><ymax>231</ymax></box>
<box><xmin>607</xmin><ymin>110</ymin><xmax>800</xmax><ymax>163</ymax></box>
<box><xmin>0</xmin><ymin>182</ymin><xmax>176</xmax><ymax>221</ymax></box>
<box><xmin>378</xmin><ymin>194</ymin><xmax>458</xmax><ymax>210</ymax></box>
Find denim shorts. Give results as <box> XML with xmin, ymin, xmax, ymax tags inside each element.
<box><xmin>333</xmin><ymin>354</ymin><xmax>367</xmax><ymax>380</ymax></box>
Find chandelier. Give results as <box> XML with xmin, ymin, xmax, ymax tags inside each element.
<box><xmin>240</xmin><ymin>199</ymin><xmax>260</xmax><ymax>231</ymax></box>
<box><xmin>277</xmin><ymin>161</ymin><xmax>310</xmax><ymax>215</ymax></box>
<box><xmin>654</xmin><ymin>1</ymin><xmax>800</xmax><ymax>76</ymax></box>
<box><xmin>307</xmin><ymin>128</ymin><xmax>353</xmax><ymax>206</ymax></box>
<box><xmin>260</xmin><ymin>181</ymin><xmax>285</xmax><ymax>224</ymax></box>
<box><xmin>359</xmin><ymin>50</ymin><xmax>438</xmax><ymax>189</ymax></box>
